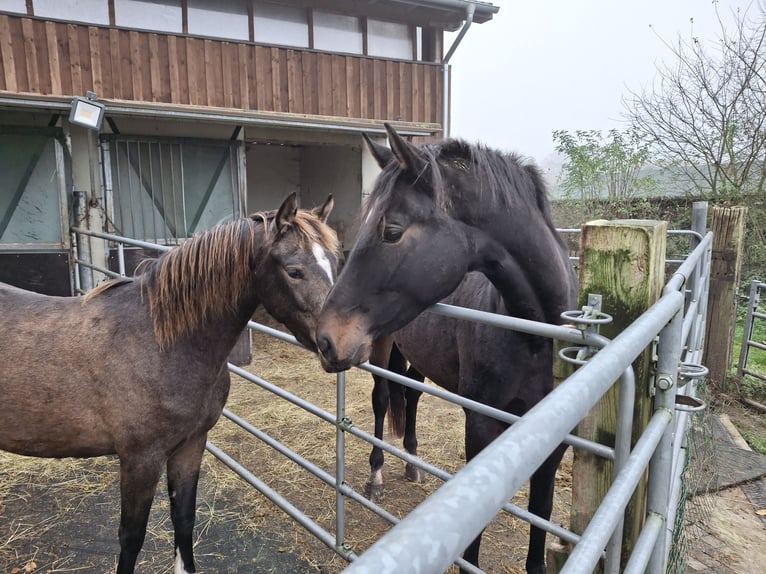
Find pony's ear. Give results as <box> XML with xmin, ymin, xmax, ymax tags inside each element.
<box><xmin>362</xmin><ymin>133</ymin><xmax>393</xmax><ymax>168</ymax></box>
<box><xmin>385</xmin><ymin>123</ymin><xmax>427</xmax><ymax>177</ymax></box>
<box><xmin>275</xmin><ymin>192</ymin><xmax>298</xmax><ymax>233</ymax></box>
<box><xmin>312</xmin><ymin>194</ymin><xmax>334</xmax><ymax>223</ymax></box>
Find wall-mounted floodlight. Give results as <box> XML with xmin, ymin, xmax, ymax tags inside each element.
<box><xmin>69</xmin><ymin>91</ymin><xmax>105</xmax><ymax>130</ymax></box>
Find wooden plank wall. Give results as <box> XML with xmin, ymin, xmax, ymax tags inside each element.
<box><xmin>0</xmin><ymin>14</ymin><xmax>442</xmax><ymax>126</ymax></box>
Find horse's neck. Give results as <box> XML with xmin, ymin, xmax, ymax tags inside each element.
<box><xmin>471</xmin><ymin>220</ymin><xmax>576</xmax><ymax>325</ymax></box>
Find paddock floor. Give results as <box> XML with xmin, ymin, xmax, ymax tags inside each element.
<box><xmin>1</xmin><ymin>311</ymin><xmax>764</xmax><ymax>573</ymax></box>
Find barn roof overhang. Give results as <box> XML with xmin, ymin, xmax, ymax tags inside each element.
<box><xmin>316</xmin><ymin>0</ymin><xmax>498</xmax><ymax>30</ymax></box>
<box><xmin>0</xmin><ymin>94</ymin><xmax>440</xmax><ymax>138</ymax></box>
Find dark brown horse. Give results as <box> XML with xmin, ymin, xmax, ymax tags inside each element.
<box><xmin>0</xmin><ymin>193</ymin><xmax>338</xmax><ymax>574</ymax></box>
<box><xmin>316</xmin><ymin>125</ymin><xmax>577</xmax><ymax>574</ymax></box>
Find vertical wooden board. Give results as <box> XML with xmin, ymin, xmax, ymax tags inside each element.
<box><xmin>286</xmin><ymin>49</ymin><xmax>302</xmax><ymax>113</ymax></box>
<box><xmin>138</xmin><ymin>33</ymin><xmax>152</xmax><ymax>101</ymax></box>
<box><xmin>129</xmin><ymin>31</ymin><xmax>144</xmax><ymax>101</ymax></box>
<box><xmin>95</xmin><ymin>27</ymin><xmax>112</xmax><ymax>98</ymax></box>
<box><xmin>0</xmin><ymin>16</ymin><xmax>16</xmax><ymax>92</ymax></box>
<box><xmin>66</xmin><ymin>24</ymin><xmax>83</xmax><ymax>95</ymax></box>
<box><xmin>399</xmin><ymin>61</ymin><xmax>412</xmax><ymax>121</ymax></box>
<box><xmin>148</xmin><ymin>33</ymin><xmax>161</xmax><ymax>101</ymax></box>
<box><xmin>88</xmin><ymin>27</ymin><xmax>103</xmax><ymax>97</ymax></box>
<box><xmin>317</xmin><ymin>53</ymin><xmax>333</xmax><ymax>116</ymax></box>
<box><xmin>331</xmin><ymin>54</ymin><xmax>346</xmax><ymax>117</ymax></box>
<box><xmin>204</xmin><ymin>39</ymin><xmax>223</xmax><ymax>107</ymax></box>
<box><xmin>424</xmin><ymin>65</ymin><xmax>437</xmax><ymax>124</ymax></box>
<box><xmin>346</xmin><ymin>56</ymin><xmax>360</xmax><ymax>118</ymax></box>
<box><xmin>21</xmin><ymin>18</ymin><xmax>39</xmax><ymax>93</ymax></box>
<box><xmin>359</xmin><ymin>58</ymin><xmax>372</xmax><ymax>118</ymax></box>
<box><xmin>108</xmin><ymin>28</ymin><xmax>122</xmax><ymax>98</ymax></box>
<box><xmin>118</xmin><ymin>31</ymin><xmax>133</xmax><ymax>100</ymax></box>
<box><xmin>412</xmin><ymin>63</ymin><xmax>424</xmax><ymax>123</ymax></box>
<box><xmin>44</xmin><ymin>21</ymin><xmax>61</xmax><ymax>94</ymax></box>
<box><xmin>186</xmin><ymin>38</ymin><xmax>204</xmax><ymax>106</ymax></box>
<box><xmin>301</xmin><ymin>50</ymin><xmax>317</xmax><ymax>115</ymax></box>
<box><xmin>167</xmin><ymin>35</ymin><xmax>180</xmax><ymax>103</ymax></box>
<box><xmin>8</xmin><ymin>17</ymin><xmax>27</xmax><ymax>92</ymax></box>
<box><xmin>434</xmin><ymin>67</ymin><xmax>443</xmax><ymax>128</ymax></box>
<box><xmin>55</xmin><ymin>23</ymin><xmax>72</xmax><ymax>96</ymax></box>
<box><xmin>373</xmin><ymin>58</ymin><xmax>385</xmax><ymax>120</ymax></box>
<box><xmin>155</xmin><ymin>34</ymin><xmax>170</xmax><ymax>102</ymax></box>
<box><xmin>77</xmin><ymin>26</ymin><xmax>93</xmax><ymax>95</ymax></box>
<box><xmin>269</xmin><ymin>47</ymin><xmax>282</xmax><ymax>111</ymax></box>
<box><xmin>385</xmin><ymin>60</ymin><xmax>398</xmax><ymax>120</ymax></box>
<box><xmin>254</xmin><ymin>45</ymin><xmax>271</xmax><ymax>110</ymax></box>
<box><xmin>275</xmin><ymin>48</ymin><xmax>289</xmax><ymax>112</ymax></box>
<box><xmin>237</xmin><ymin>43</ymin><xmax>250</xmax><ymax>110</ymax></box>
<box><xmin>220</xmin><ymin>43</ymin><xmax>235</xmax><ymax>108</ymax></box>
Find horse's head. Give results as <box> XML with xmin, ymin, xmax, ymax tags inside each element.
<box><xmin>255</xmin><ymin>193</ymin><xmax>339</xmax><ymax>351</ymax></box>
<box><xmin>316</xmin><ymin>125</ymin><xmax>482</xmax><ymax>372</ymax></box>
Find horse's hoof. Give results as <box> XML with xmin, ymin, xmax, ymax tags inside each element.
<box><xmin>405</xmin><ymin>463</ymin><xmax>425</xmax><ymax>483</ymax></box>
<box><xmin>364</xmin><ymin>481</ymin><xmax>384</xmax><ymax>503</ymax></box>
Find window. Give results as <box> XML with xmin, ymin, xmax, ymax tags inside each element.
<box><xmin>0</xmin><ymin>131</ymin><xmax>65</xmax><ymax>245</ymax></box>
<box><xmin>0</xmin><ymin>0</ymin><xmax>26</xmax><ymax>14</ymax></box>
<box><xmin>188</xmin><ymin>0</ymin><xmax>249</xmax><ymax>41</ymax></box>
<box><xmin>33</xmin><ymin>0</ymin><xmax>109</xmax><ymax>25</ymax></box>
<box><xmin>113</xmin><ymin>0</ymin><xmax>182</xmax><ymax>34</ymax></box>
<box><xmin>368</xmin><ymin>19</ymin><xmax>412</xmax><ymax>59</ymax></box>
<box><xmin>313</xmin><ymin>10</ymin><xmax>362</xmax><ymax>54</ymax></box>
<box><xmin>105</xmin><ymin>138</ymin><xmax>241</xmax><ymax>242</ymax></box>
<box><xmin>253</xmin><ymin>1</ymin><xmax>309</xmax><ymax>48</ymax></box>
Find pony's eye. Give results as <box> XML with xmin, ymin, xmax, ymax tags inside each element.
<box><xmin>286</xmin><ymin>267</ymin><xmax>304</xmax><ymax>279</ymax></box>
<box><xmin>382</xmin><ymin>226</ymin><xmax>403</xmax><ymax>243</ymax></box>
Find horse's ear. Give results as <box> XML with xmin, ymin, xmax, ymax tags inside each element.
<box><xmin>362</xmin><ymin>133</ymin><xmax>393</xmax><ymax>169</ymax></box>
<box><xmin>385</xmin><ymin>123</ymin><xmax>427</xmax><ymax>177</ymax></box>
<box><xmin>312</xmin><ymin>194</ymin><xmax>334</xmax><ymax>223</ymax></box>
<box><xmin>275</xmin><ymin>192</ymin><xmax>298</xmax><ymax>233</ymax></box>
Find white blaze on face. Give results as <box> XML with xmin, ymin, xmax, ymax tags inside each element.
<box><xmin>312</xmin><ymin>242</ymin><xmax>334</xmax><ymax>285</ymax></box>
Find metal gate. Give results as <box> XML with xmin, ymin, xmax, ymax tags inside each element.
<box><xmin>71</xmin><ymin>203</ymin><xmax>712</xmax><ymax>574</ymax></box>
<box><xmin>737</xmin><ymin>279</ymin><xmax>766</xmax><ymax>384</ymax></box>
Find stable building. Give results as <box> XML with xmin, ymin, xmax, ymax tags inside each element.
<box><xmin>0</xmin><ymin>0</ymin><xmax>498</xmax><ymax>295</ymax></box>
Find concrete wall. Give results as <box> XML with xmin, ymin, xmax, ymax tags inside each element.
<box><xmin>245</xmin><ymin>144</ymin><xmax>301</xmax><ymax>214</ymax></box>
<box><xmin>301</xmin><ymin>144</ymin><xmax>362</xmax><ymax>252</ymax></box>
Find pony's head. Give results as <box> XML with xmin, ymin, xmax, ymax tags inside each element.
<box><xmin>252</xmin><ymin>193</ymin><xmax>339</xmax><ymax>350</ymax></box>
<box><xmin>316</xmin><ymin>124</ymin><xmax>564</xmax><ymax>372</ymax></box>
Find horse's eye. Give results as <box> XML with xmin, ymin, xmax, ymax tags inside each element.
<box><xmin>286</xmin><ymin>267</ymin><xmax>304</xmax><ymax>279</ymax></box>
<box><xmin>382</xmin><ymin>226</ymin><xmax>403</xmax><ymax>243</ymax></box>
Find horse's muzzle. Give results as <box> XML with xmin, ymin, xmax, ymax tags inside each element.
<box><xmin>315</xmin><ymin>313</ymin><xmax>372</xmax><ymax>372</ymax></box>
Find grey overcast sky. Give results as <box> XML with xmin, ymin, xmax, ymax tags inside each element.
<box><xmin>447</xmin><ymin>0</ymin><xmax>756</xmax><ymax>163</ymax></box>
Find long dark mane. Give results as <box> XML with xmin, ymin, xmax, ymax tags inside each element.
<box><xmin>364</xmin><ymin>139</ymin><xmax>557</xmax><ymax>230</ymax></box>
<box><xmin>85</xmin><ymin>210</ymin><xmax>338</xmax><ymax>349</ymax></box>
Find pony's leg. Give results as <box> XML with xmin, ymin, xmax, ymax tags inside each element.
<box><xmin>402</xmin><ymin>368</ymin><xmax>425</xmax><ymax>484</ymax></box>
<box><xmin>116</xmin><ymin>455</ymin><xmax>165</xmax><ymax>574</ymax></box>
<box><xmin>166</xmin><ymin>433</ymin><xmax>207</xmax><ymax>574</ymax></box>
<box><xmin>459</xmin><ymin>410</ymin><xmax>505</xmax><ymax>572</ymax></box>
<box><xmin>366</xmin><ymin>336</ymin><xmax>394</xmax><ymax>503</ymax></box>
<box><xmin>367</xmin><ymin>375</ymin><xmax>389</xmax><ymax>502</ymax></box>
<box><xmin>525</xmin><ymin>443</ymin><xmax>567</xmax><ymax>574</ymax></box>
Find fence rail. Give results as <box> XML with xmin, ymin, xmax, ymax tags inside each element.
<box><xmin>737</xmin><ymin>279</ymin><xmax>766</xmax><ymax>383</ymax></box>
<box><xmin>70</xmin><ymin>209</ymin><xmax>712</xmax><ymax>574</ymax></box>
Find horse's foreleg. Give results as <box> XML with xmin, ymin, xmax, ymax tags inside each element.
<box><xmin>366</xmin><ymin>336</ymin><xmax>395</xmax><ymax>503</ymax></box>
<box><xmin>166</xmin><ymin>433</ymin><xmax>207</xmax><ymax>574</ymax></box>
<box><xmin>366</xmin><ymin>377</ymin><xmax>389</xmax><ymax>502</ymax></box>
<box><xmin>117</xmin><ymin>456</ymin><xmax>165</xmax><ymax>574</ymax></box>
<box><xmin>460</xmin><ymin>410</ymin><xmax>506</xmax><ymax>573</ymax></box>
<box><xmin>526</xmin><ymin>443</ymin><xmax>567</xmax><ymax>574</ymax></box>
<box><xmin>403</xmin><ymin>371</ymin><xmax>425</xmax><ymax>484</ymax></box>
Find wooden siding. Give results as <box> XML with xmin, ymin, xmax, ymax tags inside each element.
<box><xmin>0</xmin><ymin>14</ymin><xmax>442</xmax><ymax>127</ymax></box>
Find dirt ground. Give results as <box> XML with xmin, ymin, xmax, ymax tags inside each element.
<box><xmin>1</xmin><ymin>314</ymin><xmax>765</xmax><ymax>573</ymax></box>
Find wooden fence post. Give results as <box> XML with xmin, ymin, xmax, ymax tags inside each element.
<box><xmin>569</xmin><ymin>219</ymin><xmax>667</xmax><ymax>571</ymax></box>
<box><xmin>704</xmin><ymin>205</ymin><xmax>748</xmax><ymax>393</ymax></box>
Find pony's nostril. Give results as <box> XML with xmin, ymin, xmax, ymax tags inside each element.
<box><xmin>317</xmin><ymin>334</ymin><xmax>335</xmax><ymax>361</ymax></box>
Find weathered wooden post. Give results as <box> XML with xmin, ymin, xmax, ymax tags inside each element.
<box><xmin>569</xmin><ymin>219</ymin><xmax>667</xmax><ymax>571</ymax></box>
<box><xmin>704</xmin><ymin>205</ymin><xmax>747</xmax><ymax>393</ymax></box>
